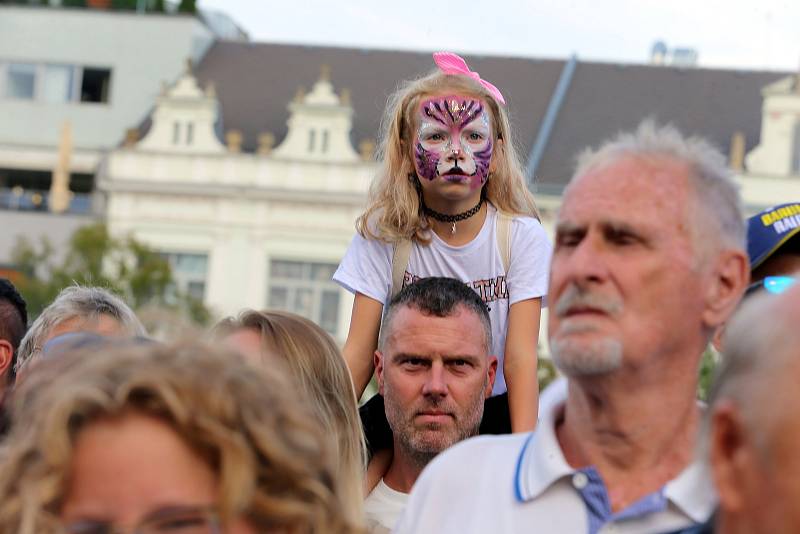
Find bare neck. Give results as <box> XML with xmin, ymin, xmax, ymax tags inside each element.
<box><xmin>381</xmin><ymin>440</ymin><xmax>433</xmax><ymax>494</ymax></box>
<box><xmin>556</xmin><ymin>372</ymin><xmax>701</xmax><ymax>512</ymax></box>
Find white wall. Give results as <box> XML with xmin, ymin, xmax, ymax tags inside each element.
<box><xmin>0</xmin><ymin>6</ymin><xmax>213</xmax><ymax>152</ymax></box>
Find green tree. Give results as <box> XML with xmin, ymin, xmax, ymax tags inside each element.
<box><xmin>176</xmin><ymin>0</ymin><xmax>195</xmax><ymax>13</ymax></box>
<box><xmin>697</xmin><ymin>348</ymin><xmax>719</xmax><ymax>401</ymax></box>
<box><xmin>11</xmin><ymin>223</ymin><xmax>210</xmax><ymax>325</ymax></box>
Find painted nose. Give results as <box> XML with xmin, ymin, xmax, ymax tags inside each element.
<box><xmin>446</xmin><ymin>140</ymin><xmax>465</xmax><ymax>161</ymax></box>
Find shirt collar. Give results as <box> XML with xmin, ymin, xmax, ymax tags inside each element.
<box><xmin>664</xmin><ymin>455</ymin><xmax>717</xmax><ymax>522</ymax></box>
<box><xmin>514</xmin><ymin>379</ymin><xmax>717</xmax><ymax>522</ymax></box>
<box><xmin>514</xmin><ymin>379</ymin><xmax>573</xmax><ymax>502</ymax></box>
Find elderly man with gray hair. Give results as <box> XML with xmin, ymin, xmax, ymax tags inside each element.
<box><xmin>15</xmin><ymin>285</ymin><xmax>146</xmax><ymax>379</ymax></box>
<box><xmin>396</xmin><ymin>121</ymin><xmax>749</xmax><ymax>533</ymax></box>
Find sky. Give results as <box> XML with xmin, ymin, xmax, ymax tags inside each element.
<box><xmin>198</xmin><ymin>0</ymin><xmax>800</xmax><ymax>72</ymax></box>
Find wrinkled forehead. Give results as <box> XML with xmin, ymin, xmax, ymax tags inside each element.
<box><xmin>562</xmin><ymin>157</ymin><xmax>692</xmax><ymax>216</ymax></box>
<box><xmin>416</xmin><ymin>94</ymin><xmax>489</xmax><ymax>129</ymax></box>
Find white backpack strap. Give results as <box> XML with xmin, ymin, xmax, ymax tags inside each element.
<box><xmin>496</xmin><ymin>210</ymin><xmax>513</xmax><ymax>273</ymax></box>
<box><xmin>391</xmin><ymin>238</ymin><xmax>412</xmax><ymax>300</ymax></box>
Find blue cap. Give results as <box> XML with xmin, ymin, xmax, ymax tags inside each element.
<box><xmin>747</xmin><ymin>202</ymin><xmax>800</xmax><ymax>270</ymax></box>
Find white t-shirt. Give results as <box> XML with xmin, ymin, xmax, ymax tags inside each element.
<box><xmin>333</xmin><ymin>204</ymin><xmax>551</xmax><ymax>395</ymax></box>
<box><xmin>363</xmin><ymin>478</ymin><xmax>408</xmax><ymax>533</ymax></box>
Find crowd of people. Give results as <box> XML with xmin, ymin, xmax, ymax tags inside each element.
<box><xmin>0</xmin><ymin>52</ymin><xmax>798</xmax><ymax>533</ymax></box>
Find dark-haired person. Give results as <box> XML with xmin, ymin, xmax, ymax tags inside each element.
<box><xmin>0</xmin><ymin>278</ymin><xmax>27</xmax><ymax>389</ymax></box>
<box><xmin>364</xmin><ymin>276</ymin><xmax>497</xmax><ymax>532</ymax></box>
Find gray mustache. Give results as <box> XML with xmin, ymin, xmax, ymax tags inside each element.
<box><xmin>554</xmin><ymin>285</ymin><xmax>623</xmax><ymax>317</ymax></box>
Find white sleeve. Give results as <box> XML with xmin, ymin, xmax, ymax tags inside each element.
<box><xmin>506</xmin><ymin>217</ymin><xmax>552</xmax><ymax>307</ymax></box>
<box><xmin>332</xmin><ymin>232</ymin><xmax>393</xmax><ymax>304</ymax></box>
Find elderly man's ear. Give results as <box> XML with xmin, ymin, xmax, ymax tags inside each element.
<box><xmin>0</xmin><ymin>340</ymin><xmax>13</xmax><ymax>379</ymax></box>
<box><xmin>709</xmin><ymin>400</ymin><xmax>755</xmax><ymax>514</ymax></box>
<box><xmin>702</xmin><ymin>249</ymin><xmax>749</xmax><ymax>330</ymax></box>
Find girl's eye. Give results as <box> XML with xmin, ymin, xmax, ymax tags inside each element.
<box><xmin>427</xmin><ymin>133</ymin><xmax>445</xmax><ymax>141</ymax></box>
<box><xmin>467</xmin><ymin>132</ymin><xmax>484</xmax><ymax>141</ymax></box>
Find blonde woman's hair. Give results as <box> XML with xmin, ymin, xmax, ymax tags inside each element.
<box><xmin>357</xmin><ymin>71</ymin><xmax>539</xmax><ymax>244</ymax></box>
<box><xmin>0</xmin><ymin>340</ymin><xmax>363</xmax><ymax>534</ymax></box>
<box><xmin>214</xmin><ymin>310</ymin><xmax>366</xmax><ymax>523</ymax></box>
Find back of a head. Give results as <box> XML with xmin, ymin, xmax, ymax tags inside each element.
<box><xmin>573</xmin><ymin>119</ymin><xmax>745</xmax><ymax>253</ymax></box>
<box><xmin>713</xmin><ymin>286</ymin><xmax>800</xmax><ymax>428</ymax></box>
<box><xmin>214</xmin><ymin>310</ymin><xmax>366</xmax><ymax>524</ymax></box>
<box><xmin>381</xmin><ymin>276</ymin><xmax>492</xmax><ymax>352</ymax></box>
<box><xmin>0</xmin><ymin>340</ymin><xmax>360</xmax><ymax>534</ymax></box>
<box><xmin>15</xmin><ymin>285</ymin><xmax>146</xmax><ymax>375</ymax></box>
<box><xmin>0</xmin><ymin>278</ymin><xmax>27</xmax><ymax>383</ymax></box>
<box><xmin>706</xmin><ymin>285</ymin><xmax>800</xmax><ymax>531</ymax></box>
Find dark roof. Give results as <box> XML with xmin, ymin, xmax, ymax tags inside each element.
<box><xmin>194</xmin><ymin>41</ymin><xmax>789</xmax><ymax>193</ymax></box>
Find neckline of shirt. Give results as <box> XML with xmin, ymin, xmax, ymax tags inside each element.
<box><xmin>428</xmin><ymin>202</ymin><xmax>497</xmax><ymax>255</ymax></box>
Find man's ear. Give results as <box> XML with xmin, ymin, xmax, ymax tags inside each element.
<box><xmin>485</xmin><ymin>356</ymin><xmax>498</xmax><ymax>398</ymax></box>
<box><xmin>703</xmin><ymin>249</ymin><xmax>749</xmax><ymax>330</ymax></box>
<box><xmin>709</xmin><ymin>400</ymin><xmax>755</xmax><ymax>514</ymax></box>
<box><xmin>0</xmin><ymin>340</ymin><xmax>12</xmax><ymax>380</ymax></box>
<box><xmin>374</xmin><ymin>350</ymin><xmax>386</xmax><ymax>395</ymax></box>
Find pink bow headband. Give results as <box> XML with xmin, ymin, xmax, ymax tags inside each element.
<box><xmin>433</xmin><ymin>52</ymin><xmax>506</xmax><ymax>105</ymax></box>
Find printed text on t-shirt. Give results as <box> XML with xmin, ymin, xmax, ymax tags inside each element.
<box><xmin>402</xmin><ymin>271</ymin><xmax>509</xmax><ymax>303</ymax></box>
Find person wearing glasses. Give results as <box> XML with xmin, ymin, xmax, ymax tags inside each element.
<box><xmin>0</xmin><ymin>340</ymin><xmax>362</xmax><ymax>534</ymax></box>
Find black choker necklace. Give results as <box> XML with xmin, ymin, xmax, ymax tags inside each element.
<box><xmin>422</xmin><ymin>197</ymin><xmax>484</xmax><ymax>235</ymax></box>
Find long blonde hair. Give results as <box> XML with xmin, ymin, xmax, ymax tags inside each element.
<box><xmin>0</xmin><ymin>341</ymin><xmax>363</xmax><ymax>534</ymax></box>
<box><xmin>357</xmin><ymin>71</ymin><xmax>539</xmax><ymax>244</ymax></box>
<box><xmin>215</xmin><ymin>310</ymin><xmax>366</xmax><ymax>523</ymax></box>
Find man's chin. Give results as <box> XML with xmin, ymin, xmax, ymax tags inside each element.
<box><xmin>550</xmin><ymin>337</ymin><xmax>624</xmax><ymax>376</ymax></box>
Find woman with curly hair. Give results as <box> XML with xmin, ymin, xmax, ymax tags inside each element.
<box><xmin>0</xmin><ymin>340</ymin><xmax>363</xmax><ymax>534</ymax></box>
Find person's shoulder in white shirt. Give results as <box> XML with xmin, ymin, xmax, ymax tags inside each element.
<box><xmin>364</xmin><ymin>478</ymin><xmax>408</xmax><ymax>533</ymax></box>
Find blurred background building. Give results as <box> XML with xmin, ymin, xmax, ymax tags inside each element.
<box><xmin>2</xmin><ymin>1</ymin><xmax>800</xmax><ymax>346</ymax></box>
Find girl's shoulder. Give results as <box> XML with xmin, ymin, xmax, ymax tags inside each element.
<box><xmin>491</xmin><ymin>205</ymin><xmax>546</xmax><ymax>233</ymax></box>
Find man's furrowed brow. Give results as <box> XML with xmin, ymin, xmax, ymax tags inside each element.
<box><xmin>391</xmin><ymin>352</ymin><xmax>428</xmax><ymax>363</ymax></box>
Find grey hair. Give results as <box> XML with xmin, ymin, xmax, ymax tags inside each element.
<box><xmin>573</xmin><ymin>119</ymin><xmax>745</xmax><ymax>252</ymax></box>
<box><xmin>15</xmin><ymin>285</ymin><xmax>146</xmax><ymax>374</ymax></box>
<box><xmin>379</xmin><ymin>277</ymin><xmax>492</xmax><ymax>353</ymax></box>
<box><xmin>701</xmin><ymin>291</ymin><xmax>800</xmax><ymax>457</ymax></box>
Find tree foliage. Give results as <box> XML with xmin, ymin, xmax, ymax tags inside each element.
<box><xmin>11</xmin><ymin>223</ymin><xmax>210</xmax><ymax>325</ymax></box>
<box><xmin>176</xmin><ymin>0</ymin><xmax>195</xmax><ymax>13</ymax></box>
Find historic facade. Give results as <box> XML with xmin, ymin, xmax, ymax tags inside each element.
<box><xmin>100</xmin><ymin>66</ymin><xmax>376</xmax><ymax>339</ymax></box>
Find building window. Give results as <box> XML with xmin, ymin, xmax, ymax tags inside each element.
<box><xmin>79</xmin><ymin>67</ymin><xmax>111</xmax><ymax>103</ymax></box>
<box><xmin>793</xmin><ymin>121</ymin><xmax>800</xmax><ymax>175</ymax></box>
<box><xmin>162</xmin><ymin>252</ymin><xmax>208</xmax><ymax>301</ymax></box>
<box><xmin>268</xmin><ymin>259</ymin><xmax>340</xmax><ymax>335</ymax></box>
<box><xmin>1</xmin><ymin>61</ymin><xmax>111</xmax><ymax>104</ymax></box>
<box><xmin>6</xmin><ymin>63</ymin><xmax>36</xmax><ymax>100</ymax></box>
<box><xmin>308</xmin><ymin>129</ymin><xmax>316</xmax><ymax>152</ymax></box>
<box><xmin>42</xmin><ymin>64</ymin><xmax>76</xmax><ymax>103</ymax></box>
<box><xmin>321</xmin><ymin>129</ymin><xmax>329</xmax><ymax>153</ymax></box>
<box><xmin>186</xmin><ymin>122</ymin><xmax>194</xmax><ymax>145</ymax></box>
<box><xmin>172</xmin><ymin>122</ymin><xmax>181</xmax><ymax>145</ymax></box>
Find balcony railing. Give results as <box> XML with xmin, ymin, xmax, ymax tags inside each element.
<box><xmin>0</xmin><ymin>188</ymin><xmax>93</xmax><ymax>215</ymax></box>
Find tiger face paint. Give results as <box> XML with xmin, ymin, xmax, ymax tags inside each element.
<box><xmin>413</xmin><ymin>95</ymin><xmax>493</xmax><ymax>191</ymax></box>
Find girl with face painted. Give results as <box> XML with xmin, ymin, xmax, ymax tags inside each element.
<box><xmin>334</xmin><ymin>53</ymin><xmax>551</xmax><ymax>436</ymax></box>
